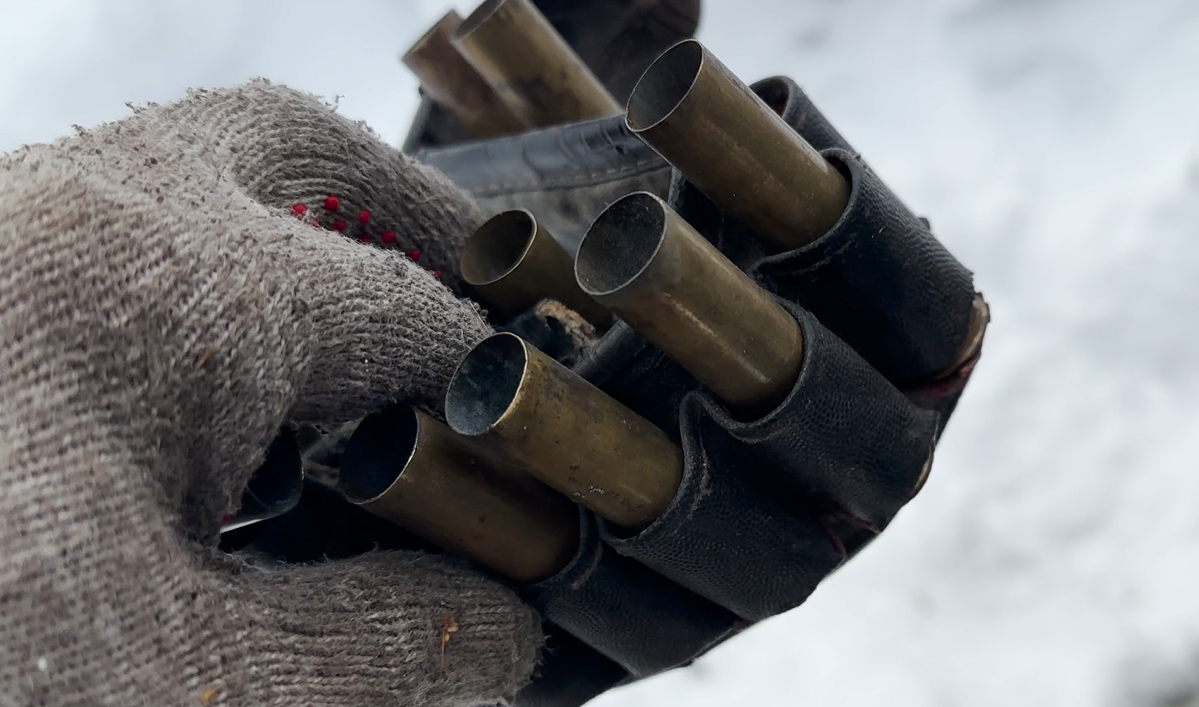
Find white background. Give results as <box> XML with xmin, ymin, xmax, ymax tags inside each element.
<box><xmin>3</xmin><ymin>1</ymin><xmax>1198</xmax><ymax>705</ymax></box>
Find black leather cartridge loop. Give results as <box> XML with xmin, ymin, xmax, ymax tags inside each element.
<box><xmin>748</xmin><ymin>149</ymin><xmax>977</xmax><ymax>384</ymax></box>
<box><xmin>596</xmin><ymin>303</ymin><xmax>937</xmax><ymax>621</ymax></box>
<box><xmin>660</xmin><ymin>74</ymin><xmax>979</xmax><ymax>386</ymax></box>
<box><xmin>701</xmin><ymin>303</ymin><xmax>939</xmax><ymax>522</ymax></box>
<box><xmin>519</xmin><ymin>510</ymin><xmax>741</xmax><ymax>678</ymax></box>
<box><xmin>751</xmin><ymin>76</ymin><xmax>855</xmax><ymax>154</ymax></box>
<box><xmin>512</xmin><ymin>627</ymin><xmax>631</xmax><ymax>707</ymax></box>
<box><xmin>600</xmin><ymin>394</ymin><xmax>840</xmax><ymax>621</ymax></box>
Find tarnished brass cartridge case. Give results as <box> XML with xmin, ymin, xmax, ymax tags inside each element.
<box><xmin>462</xmin><ymin>209</ymin><xmax>612</xmax><ymax>329</ymax></box>
<box><xmin>446</xmin><ymin>333</ymin><xmax>683</xmax><ymax>531</ymax></box>
<box><xmin>626</xmin><ymin>39</ymin><xmax>850</xmax><ymax>250</ymax></box>
<box><xmin>221</xmin><ymin>431</ymin><xmax>304</xmax><ymax>533</ymax></box>
<box><xmin>452</xmin><ymin>0</ymin><xmax>623</xmax><ymax>127</ymax></box>
<box><xmin>402</xmin><ymin>10</ymin><xmax>526</xmax><ymax>139</ymax></box>
<box><xmin>576</xmin><ymin>192</ymin><xmax>804</xmax><ymax>416</ymax></box>
<box><xmin>340</xmin><ymin>406</ymin><xmax>579</xmax><ymax>585</ymax></box>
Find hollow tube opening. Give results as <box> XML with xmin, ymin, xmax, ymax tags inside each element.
<box><xmin>339</xmin><ymin>406</ymin><xmax>420</xmax><ymax>504</ymax></box>
<box><xmin>461</xmin><ymin>211</ymin><xmax>538</xmax><ymax>286</ymax></box>
<box><xmin>626</xmin><ymin>39</ymin><xmax>705</xmax><ymax>132</ymax></box>
<box><xmin>446</xmin><ymin>334</ymin><xmax>529</xmax><ymax>436</ymax></box>
<box><xmin>243</xmin><ymin>431</ymin><xmax>303</xmax><ymax>512</ymax></box>
<box><xmin>454</xmin><ymin>0</ymin><xmax>507</xmax><ymax>39</ymax></box>
<box><xmin>575</xmin><ymin>193</ymin><xmax>668</xmax><ymax>297</ymax></box>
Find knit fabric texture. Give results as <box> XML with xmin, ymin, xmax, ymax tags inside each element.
<box><xmin>0</xmin><ymin>80</ymin><xmax>544</xmax><ymax>706</ymax></box>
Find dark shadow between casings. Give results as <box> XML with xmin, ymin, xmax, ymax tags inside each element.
<box><xmin>243</xmin><ymin>431</ymin><xmax>304</xmax><ymax>513</ymax></box>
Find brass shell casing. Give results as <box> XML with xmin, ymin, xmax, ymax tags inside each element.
<box><xmin>461</xmin><ymin>209</ymin><xmax>612</xmax><ymax>329</ymax></box>
<box><xmin>576</xmin><ymin>192</ymin><xmax>805</xmax><ymax>417</ymax></box>
<box><xmin>452</xmin><ymin>0</ymin><xmax>623</xmax><ymax>127</ymax></box>
<box><xmin>340</xmin><ymin>407</ymin><xmax>579</xmax><ymax>585</ymax></box>
<box><xmin>446</xmin><ymin>333</ymin><xmax>684</xmax><ymax>531</ymax></box>
<box><xmin>402</xmin><ymin>10</ymin><xmax>525</xmax><ymax>139</ymax></box>
<box><xmin>626</xmin><ymin>39</ymin><xmax>850</xmax><ymax>250</ymax></box>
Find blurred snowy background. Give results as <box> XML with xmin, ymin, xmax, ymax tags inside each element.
<box><xmin>3</xmin><ymin>0</ymin><xmax>1197</xmax><ymax>705</ymax></box>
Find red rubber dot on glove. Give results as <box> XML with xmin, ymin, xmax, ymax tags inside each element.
<box><xmin>380</xmin><ymin>230</ymin><xmax>396</xmax><ymax>245</ymax></box>
<box><xmin>431</xmin><ymin>269</ymin><xmax>442</xmax><ymax>280</ymax></box>
<box><xmin>358</xmin><ymin>210</ymin><xmax>371</xmax><ymax>225</ymax></box>
<box><xmin>405</xmin><ymin>248</ymin><xmax>421</xmax><ymax>262</ymax></box>
<box><xmin>357</xmin><ymin>234</ymin><xmax>370</xmax><ymax>244</ymax></box>
<box><xmin>331</xmin><ymin>219</ymin><xmax>347</xmax><ymax>232</ymax></box>
<box><xmin>323</xmin><ymin>195</ymin><xmax>340</xmax><ymax>211</ymax></box>
<box><xmin>291</xmin><ymin>203</ymin><xmax>307</xmax><ymax>217</ymax></box>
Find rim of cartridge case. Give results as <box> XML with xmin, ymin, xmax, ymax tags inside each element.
<box><xmin>445</xmin><ymin>333</ymin><xmax>529</xmax><ymax>436</ymax></box>
<box><xmin>339</xmin><ymin>406</ymin><xmax>421</xmax><ymax>504</ymax></box>
<box><xmin>626</xmin><ymin>39</ymin><xmax>705</xmax><ymax>132</ymax></box>
<box><xmin>575</xmin><ymin>192</ymin><xmax>668</xmax><ymax>297</ymax></box>
<box><xmin>461</xmin><ymin>210</ymin><xmax>538</xmax><ymax>286</ymax></box>
<box><xmin>402</xmin><ymin>9</ymin><xmax>462</xmax><ymax>64</ymax></box>
<box><xmin>454</xmin><ymin>0</ymin><xmax>509</xmax><ymax>39</ymax></box>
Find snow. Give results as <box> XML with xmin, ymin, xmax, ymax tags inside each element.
<box><xmin>3</xmin><ymin>0</ymin><xmax>1198</xmax><ymax>705</ymax></box>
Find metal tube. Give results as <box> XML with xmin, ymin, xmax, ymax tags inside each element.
<box><xmin>626</xmin><ymin>39</ymin><xmax>851</xmax><ymax>250</ymax></box>
<box><xmin>402</xmin><ymin>9</ymin><xmax>527</xmax><ymax>139</ymax></box>
<box><xmin>576</xmin><ymin>192</ymin><xmax>805</xmax><ymax>416</ymax></box>
<box><xmin>452</xmin><ymin>0</ymin><xmax>623</xmax><ymax>127</ymax></box>
<box><xmin>340</xmin><ymin>406</ymin><xmax>580</xmax><ymax>585</ymax></box>
<box><xmin>221</xmin><ymin>430</ymin><xmax>305</xmax><ymax>533</ymax></box>
<box><xmin>462</xmin><ymin>209</ymin><xmax>612</xmax><ymax>329</ymax></box>
<box><xmin>446</xmin><ymin>333</ymin><xmax>683</xmax><ymax>531</ymax></box>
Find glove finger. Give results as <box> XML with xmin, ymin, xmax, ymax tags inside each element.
<box><xmin>153</xmin><ymin>80</ymin><xmax>481</xmax><ymax>292</ymax></box>
<box><xmin>2</xmin><ymin>115</ymin><xmax>490</xmax><ymax>540</ymax></box>
<box><xmin>213</xmin><ymin>551</ymin><xmax>543</xmax><ymax>706</ymax></box>
<box><xmin>132</xmin><ymin>81</ymin><xmax>497</xmax><ymax>418</ymax></box>
<box><xmin>3</xmin><ymin>116</ymin><xmax>541</xmax><ymax>707</ymax></box>
<box><xmin>270</xmin><ymin>219</ymin><xmax>493</xmax><ymax>422</ymax></box>
<box><xmin>113</xmin><ymin>82</ymin><xmax>501</xmax><ymax>412</ymax></box>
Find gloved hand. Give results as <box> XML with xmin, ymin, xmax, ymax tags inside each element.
<box><xmin>0</xmin><ymin>81</ymin><xmax>544</xmax><ymax>707</ymax></box>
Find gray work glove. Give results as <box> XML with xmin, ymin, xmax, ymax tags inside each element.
<box><xmin>0</xmin><ymin>80</ymin><xmax>543</xmax><ymax>707</ymax></box>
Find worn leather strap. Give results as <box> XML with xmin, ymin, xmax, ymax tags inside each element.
<box><xmin>415</xmin><ymin>117</ymin><xmax>670</xmax><ymax>253</ymax></box>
